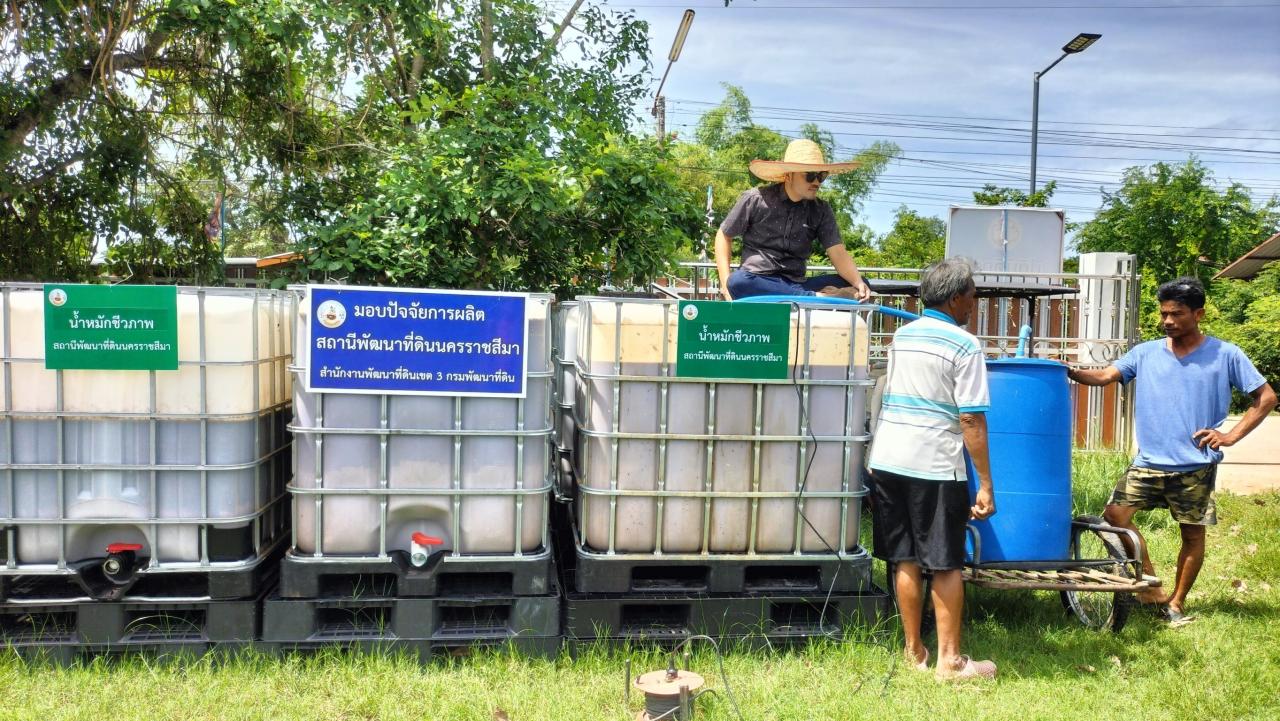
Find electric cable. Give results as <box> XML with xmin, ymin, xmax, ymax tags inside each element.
<box><xmin>668</xmin><ymin>97</ymin><xmax>1280</xmax><ymax>134</ymax></box>
<box><xmin>669</xmin><ymin>635</ymin><xmax>745</xmax><ymax>721</ymax></box>
<box><xmin>736</xmin><ymin>296</ymin><xmax>907</xmax><ymax>695</ymax></box>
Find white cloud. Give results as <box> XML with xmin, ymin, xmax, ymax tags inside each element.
<box><xmin>621</xmin><ymin>2</ymin><xmax>1280</xmax><ymax>235</ymax></box>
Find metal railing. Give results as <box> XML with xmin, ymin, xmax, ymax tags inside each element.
<box><xmin>656</xmin><ymin>262</ymin><xmax>1139</xmax><ymax>451</ymax></box>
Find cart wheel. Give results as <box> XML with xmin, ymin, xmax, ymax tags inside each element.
<box><xmin>1060</xmin><ymin>514</ymin><xmax>1133</xmax><ymax>632</ymax></box>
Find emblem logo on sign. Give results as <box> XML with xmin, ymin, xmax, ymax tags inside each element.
<box><xmin>682</xmin><ymin>304</ymin><xmax>698</xmax><ymax>321</ymax></box>
<box><xmin>48</xmin><ymin>289</ymin><xmax>67</xmax><ymax>307</ymax></box>
<box><xmin>317</xmin><ymin>300</ymin><xmax>347</xmax><ymax>329</ymax></box>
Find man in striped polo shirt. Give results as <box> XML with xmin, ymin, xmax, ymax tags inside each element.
<box><xmin>867</xmin><ymin>258</ymin><xmax>998</xmax><ymax>681</ymax></box>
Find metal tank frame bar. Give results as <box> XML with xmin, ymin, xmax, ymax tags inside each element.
<box><xmin>550</xmin><ymin>301</ymin><xmax>580</xmax><ymax>452</ymax></box>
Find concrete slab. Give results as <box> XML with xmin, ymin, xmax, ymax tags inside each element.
<box><xmin>1216</xmin><ymin>414</ymin><xmax>1280</xmax><ymax>495</ymax></box>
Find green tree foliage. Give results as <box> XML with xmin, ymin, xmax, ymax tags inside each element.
<box><xmin>2</xmin><ymin>2</ymin><xmax>703</xmax><ymax>292</ymax></box>
<box><xmin>1077</xmin><ymin>159</ymin><xmax>1279</xmax><ymax>286</ymax></box>
<box><xmin>1</xmin><ymin>0</ymin><xmax>329</xmax><ymax>282</ymax></box>
<box><xmin>298</xmin><ymin>2</ymin><xmax>702</xmax><ymax>295</ymax></box>
<box><xmin>1203</xmin><ymin>262</ymin><xmax>1280</xmax><ymax>410</ymax></box>
<box><xmin>669</xmin><ymin>84</ymin><xmax>899</xmax><ymax>260</ymax></box>
<box><xmin>1075</xmin><ymin>158</ymin><xmax>1279</xmax><ymax>335</ymax></box>
<box><xmin>972</xmin><ymin>181</ymin><xmax>1057</xmax><ymax>208</ymax></box>
<box><xmin>861</xmin><ymin>206</ymin><xmax>946</xmax><ymax>268</ymax></box>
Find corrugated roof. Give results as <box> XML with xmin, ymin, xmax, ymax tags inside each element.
<box><xmin>256</xmin><ymin>251</ymin><xmax>304</xmax><ymax>268</ymax></box>
<box><xmin>1215</xmin><ymin>231</ymin><xmax>1280</xmax><ymax>281</ymax></box>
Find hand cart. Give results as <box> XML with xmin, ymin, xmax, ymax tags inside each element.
<box><xmin>963</xmin><ymin>514</ymin><xmax>1161</xmax><ymax>632</ymax></box>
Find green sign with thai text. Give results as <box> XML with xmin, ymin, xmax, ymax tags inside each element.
<box><xmin>676</xmin><ymin>300</ymin><xmax>791</xmax><ymax>379</ymax></box>
<box><xmin>43</xmin><ymin>284</ymin><xmax>179</xmax><ymax>370</ymax></box>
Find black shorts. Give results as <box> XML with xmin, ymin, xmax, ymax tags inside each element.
<box><xmin>869</xmin><ymin>469</ymin><xmax>970</xmax><ymax>572</ymax></box>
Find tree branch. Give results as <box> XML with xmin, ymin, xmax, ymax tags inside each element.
<box><xmin>0</xmin><ymin>151</ymin><xmax>87</xmax><ymax>203</ymax></box>
<box><xmin>547</xmin><ymin>0</ymin><xmax>585</xmax><ymax>50</ymax></box>
<box><xmin>2</xmin><ymin>27</ymin><xmax>172</xmax><ymax>159</ymax></box>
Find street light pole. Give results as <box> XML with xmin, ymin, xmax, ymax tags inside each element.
<box><xmin>653</xmin><ymin>9</ymin><xmax>695</xmax><ymax>146</ymax></box>
<box><xmin>1030</xmin><ymin>32</ymin><xmax>1101</xmax><ymax>196</ymax></box>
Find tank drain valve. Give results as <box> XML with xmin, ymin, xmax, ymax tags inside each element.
<box><xmin>410</xmin><ymin>533</ymin><xmax>443</xmax><ymax>567</ymax></box>
<box><xmin>103</xmin><ymin>543</ymin><xmax>144</xmax><ymax>584</ymax></box>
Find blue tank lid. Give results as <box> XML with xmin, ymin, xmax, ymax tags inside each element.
<box><xmin>986</xmin><ymin>357</ymin><xmax>1067</xmax><ymax>368</ymax></box>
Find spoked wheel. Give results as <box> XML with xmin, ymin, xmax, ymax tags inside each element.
<box><xmin>1060</xmin><ymin>514</ymin><xmax>1134</xmax><ymax>632</ymax></box>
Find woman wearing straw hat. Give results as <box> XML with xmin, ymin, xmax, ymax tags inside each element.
<box><xmin>714</xmin><ymin>139</ymin><xmax>873</xmax><ymax>301</ymax></box>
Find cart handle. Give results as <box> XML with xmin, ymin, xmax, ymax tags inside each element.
<box><xmin>965</xmin><ymin>523</ymin><xmax>982</xmax><ymax>566</ymax></box>
<box><xmin>1070</xmin><ymin>518</ymin><xmax>1147</xmax><ymax>581</ymax></box>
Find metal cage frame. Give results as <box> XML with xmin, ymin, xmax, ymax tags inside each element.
<box><xmin>0</xmin><ymin>284</ymin><xmax>294</xmax><ymax>578</ymax></box>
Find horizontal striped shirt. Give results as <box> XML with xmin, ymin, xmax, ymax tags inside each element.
<box><xmin>867</xmin><ymin>309</ymin><xmax>989</xmax><ymax>481</ymax></box>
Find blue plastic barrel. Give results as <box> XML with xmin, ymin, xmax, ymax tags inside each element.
<box><xmin>965</xmin><ymin>358</ymin><xmax>1073</xmax><ymax>563</ymax></box>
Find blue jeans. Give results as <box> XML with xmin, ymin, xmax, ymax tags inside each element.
<box><xmin>726</xmin><ymin>269</ymin><xmax>849</xmax><ymax>299</ymax></box>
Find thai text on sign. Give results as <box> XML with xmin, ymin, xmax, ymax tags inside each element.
<box><xmin>304</xmin><ymin>285</ymin><xmax>529</xmax><ymax>397</ymax></box>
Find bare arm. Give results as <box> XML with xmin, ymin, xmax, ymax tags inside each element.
<box><xmin>960</xmin><ymin>412</ymin><xmax>995</xmax><ymax>519</ymax></box>
<box><xmin>714</xmin><ymin>228</ymin><xmax>734</xmax><ymax>301</ymax></box>
<box><xmin>823</xmin><ymin>244</ymin><xmax>871</xmax><ymax>301</ymax></box>
<box><xmin>1193</xmin><ymin>382</ymin><xmax>1278</xmax><ymax>450</ymax></box>
<box><xmin>1066</xmin><ymin>365</ymin><xmax>1123</xmax><ymax>386</ymax></box>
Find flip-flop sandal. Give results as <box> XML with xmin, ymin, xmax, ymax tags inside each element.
<box><xmin>1138</xmin><ymin>601</ymin><xmax>1167</xmax><ymax>616</ymax></box>
<box><xmin>936</xmin><ymin>655</ymin><xmax>997</xmax><ymax>682</ymax></box>
<box><xmin>1163</xmin><ymin>608</ymin><xmax>1196</xmax><ymax>627</ymax></box>
<box><xmin>908</xmin><ymin>648</ymin><xmax>930</xmax><ymax>672</ymax></box>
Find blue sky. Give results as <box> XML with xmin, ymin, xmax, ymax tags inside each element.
<box><xmin>585</xmin><ymin>0</ymin><xmax>1280</xmax><ymax>241</ymax></box>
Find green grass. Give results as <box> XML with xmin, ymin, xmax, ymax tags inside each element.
<box><xmin>2</xmin><ymin>452</ymin><xmax>1278</xmax><ymax>721</ymax></box>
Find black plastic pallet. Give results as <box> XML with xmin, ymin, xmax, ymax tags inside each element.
<box><xmin>277</xmin><ymin>549</ymin><xmax>555</xmax><ymax>599</ymax></box>
<box><xmin>4</xmin><ymin>641</ymin><xmax>255</xmax><ymax>666</ymax></box>
<box><xmin>571</xmin><ymin>542</ymin><xmax>873</xmax><ymax>595</ymax></box>
<box><xmin>562</xmin><ymin>585</ymin><xmax>890</xmax><ymax>641</ymax></box>
<box><xmin>261</xmin><ymin>584</ymin><xmax>561</xmax><ymax>645</ymax></box>
<box><xmin>261</xmin><ymin>634</ymin><xmax>561</xmax><ymax>661</ymax></box>
<box><xmin>0</xmin><ymin>595</ymin><xmax>260</xmax><ymax>652</ymax></box>
<box><xmin>0</xmin><ymin>541</ymin><xmax>286</xmax><ymax>603</ymax></box>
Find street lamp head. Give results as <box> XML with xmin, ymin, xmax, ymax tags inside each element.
<box><xmin>1062</xmin><ymin>32</ymin><xmax>1101</xmax><ymax>54</ymax></box>
<box><xmin>668</xmin><ymin>9</ymin><xmax>696</xmax><ymax>62</ymax></box>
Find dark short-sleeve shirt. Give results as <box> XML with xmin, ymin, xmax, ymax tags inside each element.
<box><xmin>719</xmin><ymin>183</ymin><xmax>842</xmax><ymax>282</ymax></box>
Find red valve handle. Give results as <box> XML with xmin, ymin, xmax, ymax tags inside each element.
<box><xmin>411</xmin><ymin>533</ymin><xmax>443</xmax><ymax>547</ymax></box>
<box><xmin>107</xmin><ymin>543</ymin><xmax>143</xmax><ymax>554</ymax></box>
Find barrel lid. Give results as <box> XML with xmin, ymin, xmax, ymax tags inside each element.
<box><xmin>986</xmin><ymin>357</ymin><xmax>1067</xmax><ymax>368</ymax></box>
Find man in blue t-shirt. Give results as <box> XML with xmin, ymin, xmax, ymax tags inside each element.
<box><xmin>1069</xmin><ymin>277</ymin><xmax>1276</xmax><ymax>623</ymax></box>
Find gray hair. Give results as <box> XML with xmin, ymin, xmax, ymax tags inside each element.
<box><xmin>920</xmin><ymin>258</ymin><xmax>975</xmax><ymax>307</ymax></box>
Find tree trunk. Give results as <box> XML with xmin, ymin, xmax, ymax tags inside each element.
<box><xmin>480</xmin><ymin>0</ymin><xmax>494</xmax><ymax>81</ymax></box>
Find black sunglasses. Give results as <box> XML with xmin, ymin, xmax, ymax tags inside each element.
<box><xmin>803</xmin><ymin>171</ymin><xmax>829</xmax><ymax>183</ymax></box>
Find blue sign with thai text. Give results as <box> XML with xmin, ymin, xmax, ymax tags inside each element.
<box><xmin>305</xmin><ymin>285</ymin><xmax>528</xmax><ymax>397</ymax></box>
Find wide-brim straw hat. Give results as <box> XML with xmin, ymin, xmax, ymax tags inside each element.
<box><xmin>748</xmin><ymin>139</ymin><xmax>860</xmax><ymax>183</ymax></box>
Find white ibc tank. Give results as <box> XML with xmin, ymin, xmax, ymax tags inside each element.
<box><xmin>0</xmin><ymin>285</ymin><xmax>293</xmax><ymax>567</ymax></box>
<box><xmin>575</xmin><ymin>298</ymin><xmax>871</xmax><ymax>555</ymax></box>
<box><xmin>290</xmin><ymin>292</ymin><xmax>553</xmax><ymax>557</ymax></box>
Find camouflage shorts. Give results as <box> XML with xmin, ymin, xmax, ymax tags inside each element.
<box><xmin>1108</xmin><ymin>464</ymin><xmax>1218</xmax><ymax>526</ymax></box>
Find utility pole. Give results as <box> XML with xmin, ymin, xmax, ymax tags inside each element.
<box><xmin>1029</xmin><ymin>33</ymin><xmax>1101</xmax><ymax>195</ymax></box>
<box><xmin>654</xmin><ymin>96</ymin><xmax>666</xmax><ymax>144</ymax></box>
